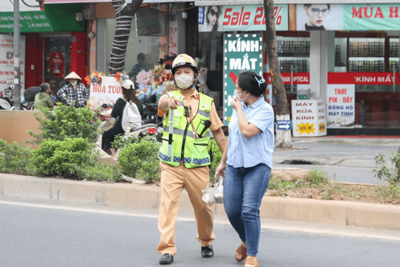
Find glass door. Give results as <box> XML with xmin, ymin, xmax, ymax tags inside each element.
<box><xmin>43</xmin><ymin>36</ymin><xmax>71</xmax><ymax>96</ymax></box>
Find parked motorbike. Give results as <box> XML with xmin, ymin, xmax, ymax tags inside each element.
<box><xmin>0</xmin><ymin>82</ymin><xmax>29</xmax><ymax>110</ymax></box>
<box><xmin>141</xmin><ymin>94</ymin><xmax>163</xmax><ymax>125</ymax></box>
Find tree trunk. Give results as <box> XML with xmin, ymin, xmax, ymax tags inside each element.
<box><xmin>109</xmin><ymin>0</ymin><xmax>143</xmax><ymax>74</ymax></box>
<box><xmin>263</xmin><ymin>0</ymin><xmax>292</xmax><ymax>149</ymax></box>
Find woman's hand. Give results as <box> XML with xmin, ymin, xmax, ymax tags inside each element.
<box><xmin>232</xmin><ymin>97</ymin><xmax>242</xmax><ymax>111</ymax></box>
<box><xmin>215</xmin><ymin>162</ymin><xmax>226</xmax><ymax>179</ymax></box>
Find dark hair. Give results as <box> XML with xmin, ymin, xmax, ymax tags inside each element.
<box><xmin>304</xmin><ymin>4</ymin><xmax>330</xmax><ymax>10</ymax></box>
<box><xmin>237</xmin><ymin>71</ymin><xmax>267</xmax><ymax>97</ymax></box>
<box><xmin>137</xmin><ymin>53</ymin><xmax>145</xmax><ymax>62</ymax></box>
<box><xmin>122</xmin><ymin>88</ymin><xmax>141</xmax><ymax>108</ymax></box>
<box><xmin>40</xmin><ymin>83</ymin><xmax>49</xmax><ymax>92</ymax></box>
<box><xmin>206</xmin><ymin>6</ymin><xmax>221</xmax><ymax>31</ymax></box>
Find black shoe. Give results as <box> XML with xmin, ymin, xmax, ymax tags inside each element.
<box><xmin>159</xmin><ymin>253</ymin><xmax>174</xmax><ymax>265</ymax></box>
<box><xmin>201</xmin><ymin>245</ymin><xmax>214</xmax><ymax>258</ymax></box>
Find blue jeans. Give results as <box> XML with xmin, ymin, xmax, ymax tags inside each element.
<box><xmin>223</xmin><ymin>163</ymin><xmax>271</xmax><ymax>256</ymax></box>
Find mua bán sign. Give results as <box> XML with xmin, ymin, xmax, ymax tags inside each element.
<box><xmin>223</xmin><ymin>34</ymin><xmax>263</xmax><ymax>125</ymax></box>
<box><xmin>294</xmin><ymin>3</ymin><xmax>400</xmax><ymax>31</ymax></box>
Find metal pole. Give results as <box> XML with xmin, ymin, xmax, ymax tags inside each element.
<box><xmin>13</xmin><ymin>0</ymin><xmax>21</xmax><ymax>110</ymax></box>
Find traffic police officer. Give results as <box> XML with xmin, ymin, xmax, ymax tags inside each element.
<box><xmin>157</xmin><ymin>54</ymin><xmax>226</xmax><ymax>265</ymax></box>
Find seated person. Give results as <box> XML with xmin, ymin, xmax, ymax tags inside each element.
<box><xmin>128</xmin><ymin>53</ymin><xmax>149</xmax><ymax>88</ymax></box>
<box><xmin>34</xmin><ymin>83</ymin><xmax>54</xmax><ymax>110</ymax></box>
<box><xmin>101</xmin><ymin>79</ymin><xmax>143</xmax><ymax>158</ymax></box>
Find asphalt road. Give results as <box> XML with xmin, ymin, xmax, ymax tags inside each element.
<box><xmin>274</xmin><ymin>164</ymin><xmax>379</xmax><ymax>184</ymax></box>
<box><xmin>1</xmin><ymin>201</ymin><xmax>399</xmax><ymax>267</ymax></box>
<box><xmin>272</xmin><ymin>138</ymin><xmax>400</xmax><ymax>185</ymax></box>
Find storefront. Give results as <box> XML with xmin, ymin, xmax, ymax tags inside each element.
<box><xmin>193</xmin><ymin>1</ymin><xmax>400</xmax><ymax>135</ymax></box>
<box><xmin>0</xmin><ymin>0</ymin><xmax>87</xmax><ymax>97</ymax></box>
<box><xmin>95</xmin><ymin>1</ymin><xmax>189</xmax><ymax>77</ymax></box>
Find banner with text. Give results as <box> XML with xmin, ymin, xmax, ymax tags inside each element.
<box><xmin>223</xmin><ymin>33</ymin><xmax>263</xmax><ymax>125</ymax></box>
<box><xmin>326</xmin><ymin>84</ymin><xmax>355</xmax><ymax>129</ymax></box>
<box><xmin>0</xmin><ymin>34</ymin><xmax>25</xmax><ymax>93</ymax></box>
<box><xmin>199</xmin><ymin>5</ymin><xmax>288</xmax><ymax>32</ymax></box>
<box><xmin>293</xmin><ymin>3</ymin><xmax>400</xmax><ymax>31</ymax></box>
<box><xmin>89</xmin><ymin>76</ymin><xmax>122</xmax><ymax>105</ymax></box>
<box><xmin>292</xmin><ymin>99</ymin><xmax>327</xmax><ymax>137</ymax></box>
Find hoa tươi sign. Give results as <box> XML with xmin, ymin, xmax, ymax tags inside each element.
<box><xmin>223</xmin><ymin>33</ymin><xmax>263</xmax><ymax>125</ymax></box>
<box><xmin>199</xmin><ymin>5</ymin><xmax>288</xmax><ymax>32</ymax></box>
<box><xmin>89</xmin><ymin>76</ymin><xmax>122</xmax><ymax>106</ymax></box>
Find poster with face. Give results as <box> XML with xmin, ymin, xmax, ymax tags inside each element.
<box><xmin>199</xmin><ymin>6</ymin><xmax>222</xmax><ymax>32</ymax></box>
<box><xmin>296</xmin><ymin>4</ymin><xmax>343</xmax><ymax>30</ymax></box>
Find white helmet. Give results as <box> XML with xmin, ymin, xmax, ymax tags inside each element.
<box><xmin>121</xmin><ymin>79</ymin><xmax>135</xmax><ymax>90</ymax></box>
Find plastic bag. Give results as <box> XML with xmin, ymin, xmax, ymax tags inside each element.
<box><xmin>202</xmin><ymin>176</ymin><xmax>223</xmax><ymax>204</ymax></box>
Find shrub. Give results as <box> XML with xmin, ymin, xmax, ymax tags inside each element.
<box><xmin>374</xmin><ymin>150</ymin><xmax>400</xmax><ymax>185</ymax></box>
<box><xmin>112</xmin><ymin>134</ymin><xmax>141</xmax><ymax>150</ymax></box>
<box><xmin>118</xmin><ymin>139</ymin><xmax>159</xmax><ymax>183</ymax></box>
<box><xmin>28</xmin><ymin>138</ymin><xmax>98</xmax><ymax>177</ymax></box>
<box><xmin>0</xmin><ymin>139</ymin><xmax>31</xmax><ymax>174</ymax></box>
<box><xmin>74</xmin><ymin>164</ymin><xmax>122</xmax><ymax>182</ymax></box>
<box><xmin>28</xmin><ymin>104</ymin><xmax>101</xmax><ymax>145</ymax></box>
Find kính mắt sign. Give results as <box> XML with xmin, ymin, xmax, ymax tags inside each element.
<box><xmin>223</xmin><ymin>33</ymin><xmax>263</xmax><ymax>125</ymax></box>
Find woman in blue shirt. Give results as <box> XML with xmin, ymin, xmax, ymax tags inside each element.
<box><xmin>215</xmin><ymin>71</ymin><xmax>274</xmax><ymax>267</ymax></box>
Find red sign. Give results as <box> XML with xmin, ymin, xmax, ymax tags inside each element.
<box><xmin>50</xmin><ymin>52</ymin><xmax>64</xmax><ymax>78</ymax></box>
<box><xmin>328</xmin><ymin>72</ymin><xmax>400</xmax><ymax>85</ymax></box>
<box><xmin>264</xmin><ymin>73</ymin><xmax>310</xmax><ymax>85</ymax></box>
<box><xmin>44</xmin><ymin>0</ymin><xmax>109</xmax><ymax>3</ymax></box>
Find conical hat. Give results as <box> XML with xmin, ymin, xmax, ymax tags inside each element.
<box><xmin>65</xmin><ymin>71</ymin><xmax>82</xmax><ymax>80</ymax></box>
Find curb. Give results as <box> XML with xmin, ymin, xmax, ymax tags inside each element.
<box><xmin>1</xmin><ymin>173</ymin><xmax>399</xmax><ymax>231</ymax></box>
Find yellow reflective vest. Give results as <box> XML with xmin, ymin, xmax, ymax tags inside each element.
<box><xmin>159</xmin><ymin>90</ymin><xmax>213</xmax><ymax>168</ymax></box>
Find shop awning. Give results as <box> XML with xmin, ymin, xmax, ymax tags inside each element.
<box><xmin>0</xmin><ymin>4</ymin><xmax>85</xmax><ymax>33</ymax></box>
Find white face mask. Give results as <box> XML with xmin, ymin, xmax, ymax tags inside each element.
<box><xmin>175</xmin><ymin>74</ymin><xmax>194</xmax><ymax>89</ymax></box>
<box><xmin>234</xmin><ymin>89</ymin><xmax>247</xmax><ymax>102</ymax></box>
<box><xmin>71</xmin><ymin>81</ymin><xmax>77</xmax><ymax>86</ymax></box>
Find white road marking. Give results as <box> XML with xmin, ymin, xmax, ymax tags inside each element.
<box><xmin>1</xmin><ymin>199</ymin><xmax>400</xmax><ymax>242</ymax></box>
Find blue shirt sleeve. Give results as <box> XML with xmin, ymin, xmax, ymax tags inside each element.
<box><xmin>248</xmin><ymin>104</ymin><xmax>274</xmax><ymax>133</ymax></box>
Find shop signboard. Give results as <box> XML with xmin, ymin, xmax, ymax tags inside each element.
<box><xmin>89</xmin><ymin>77</ymin><xmax>122</xmax><ymax>105</ymax></box>
<box><xmin>326</xmin><ymin>84</ymin><xmax>355</xmax><ymax>128</ymax></box>
<box><xmin>0</xmin><ymin>11</ymin><xmax>53</xmax><ymax>33</ymax></box>
<box><xmin>264</xmin><ymin>72</ymin><xmax>309</xmax><ymax>85</ymax></box>
<box><xmin>293</xmin><ymin>3</ymin><xmax>400</xmax><ymax>31</ymax></box>
<box><xmin>0</xmin><ymin>34</ymin><xmax>25</xmax><ymax>94</ymax></box>
<box><xmin>223</xmin><ymin>33</ymin><xmax>263</xmax><ymax>125</ymax></box>
<box><xmin>327</xmin><ymin>73</ymin><xmax>356</xmax><ymax>129</ymax></box>
<box><xmin>199</xmin><ymin>5</ymin><xmax>288</xmax><ymax>32</ymax></box>
<box><xmin>292</xmin><ymin>99</ymin><xmax>327</xmax><ymax>137</ymax></box>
